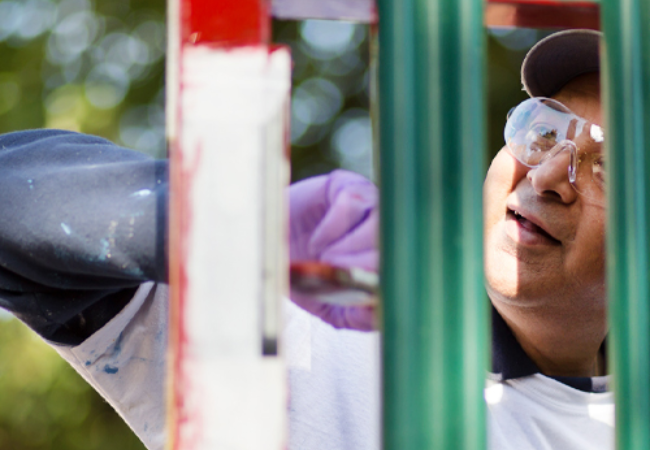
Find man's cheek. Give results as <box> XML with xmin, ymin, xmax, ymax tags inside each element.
<box><xmin>483</xmin><ymin>154</ymin><xmax>510</xmax><ymax>223</ymax></box>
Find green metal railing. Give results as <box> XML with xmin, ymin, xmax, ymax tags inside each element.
<box><xmin>377</xmin><ymin>0</ymin><xmax>488</xmax><ymax>449</ymax></box>
<box><xmin>601</xmin><ymin>1</ymin><xmax>650</xmax><ymax>449</ymax></box>
<box><xmin>379</xmin><ymin>1</ymin><xmax>650</xmax><ymax>449</ymax></box>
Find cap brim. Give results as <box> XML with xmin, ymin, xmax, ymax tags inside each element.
<box><xmin>521</xmin><ymin>29</ymin><xmax>601</xmax><ymax>98</ymax></box>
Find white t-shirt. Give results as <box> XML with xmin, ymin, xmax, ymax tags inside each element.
<box><xmin>49</xmin><ymin>283</ymin><xmax>614</xmax><ymax>450</ymax></box>
<box><xmin>486</xmin><ymin>376</ymin><xmax>614</xmax><ymax>450</ymax></box>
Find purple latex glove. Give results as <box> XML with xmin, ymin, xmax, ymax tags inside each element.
<box><xmin>289</xmin><ymin>170</ymin><xmax>378</xmax><ymax>331</ymax></box>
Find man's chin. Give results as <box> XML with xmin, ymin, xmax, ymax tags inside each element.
<box><xmin>484</xmin><ymin>269</ymin><xmax>553</xmax><ymax>308</ymax></box>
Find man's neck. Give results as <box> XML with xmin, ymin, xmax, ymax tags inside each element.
<box><xmin>492</xmin><ymin>301</ymin><xmax>607</xmax><ymax>378</ymax></box>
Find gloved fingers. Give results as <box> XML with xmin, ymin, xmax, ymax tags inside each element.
<box><xmin>319</xmin><ymin>208</ymin><xmax>378</xmax><ymax>270</ymax></box>
<box><xmin>324</xmin><ymin>169</ymin><xmax>377</xmax><ymax>203</ymax></box>
<box><xmin>289</xmin><ymin>174</ymin><xmax>331</xmax><ymax>261</ymax></box>
<box><xmin>308</xmin><ymin>185</ymin><xmax>377</xmax><ymax>258</ymax></box>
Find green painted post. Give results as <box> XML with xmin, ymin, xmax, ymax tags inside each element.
<box><xmin>601</xmin><ymin>1</ymin><xmax>650</xmax><ymax>450</ymax></box>
<box><xmin>376</xmin><ymin>0</ymin><xmax>488</xmax><ymax>448</ymax></box>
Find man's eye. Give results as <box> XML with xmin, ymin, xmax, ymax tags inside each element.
<box><xmin>592</xmin><ymin>157</ymin><xmax>606</xmax><ymax>185</ymax></box>
<box><xmin>593</xmin><ymin>157</ymin><xmax>605</xmax><ymax>172</ymax></box>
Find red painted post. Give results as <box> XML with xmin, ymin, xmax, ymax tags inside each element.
<box><xmin>167</xmin><ymin>0</ymin><xmax>291</xmax><ymax>448</ymax></box>
<box><xmin>180</xmin><ymin>0</ymin><xmax>270</xmax><ymax>46</ymax></box>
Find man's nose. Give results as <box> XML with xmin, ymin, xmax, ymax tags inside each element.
<box><xmin>526</xmin><ymin>149</ymin><xmax>578</xmax><ymax>204</ymax></box>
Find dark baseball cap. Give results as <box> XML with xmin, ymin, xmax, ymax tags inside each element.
<box><xmin>521</xmin><ymin>29</ymin><xmax>601</xmax><ymax>98</ymax></box>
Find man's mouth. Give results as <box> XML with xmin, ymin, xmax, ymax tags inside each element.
<box><xmin>506</xmin><ymin>209</ymin><xmax>561</xmax><ymax>245</ymax></box>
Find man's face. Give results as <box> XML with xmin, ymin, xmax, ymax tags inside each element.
<box><xmin>483</xmin><ymin>73</ymin><xmax>606</xmax><ymax>315</ymax></box>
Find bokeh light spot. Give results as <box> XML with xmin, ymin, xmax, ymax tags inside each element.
<box><xmin>45</xmin><ymin>84</ymin><xmax>83</xmax><ymax>115</ymax></box>
<box><xmin>292</xmin><ymin>77</ymin><xmax>343</xmax><ymax>127</ymax></box>
<box><xmin>85</xmin><ymin>63</ymin><xmax>130</xmax><ymax>109</ymax></box>
<box><xmin>299</xmin><ymin>20</ymin><xmax>357</xmax><ymax>59</ymax></box>
<box><xmin>119</xmin><ymin>104</ymin><xmax>166</xmax><ymax>156</ymax></box>
<box><xmin>331</xmin><ymin>109</ymin><xmax>373</xmax><ymax>179</ymax></box>
<box><xmin>15</xmin><ymin>0</ymin><xmax>58</xmax><ymax>40</ymax></box>
<box><xmin>48</xmin><ymin>11</ymin><xmax>98</xmax><ymax>64</ymax></box>
<box><xmin>0</xmin><ymin>1</ymin><xmax>23</xmax><ymax>42</ymax></box>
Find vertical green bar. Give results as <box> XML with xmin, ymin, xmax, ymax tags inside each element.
<box><xmin>377</xmin><ymin>0</ymin><xmax>488</xmax><ymax>449</ymax></box>
<box><xmin>601</xmin><ymin>1</ymin><xmax>650</xmax><ymax>450</ymax></box>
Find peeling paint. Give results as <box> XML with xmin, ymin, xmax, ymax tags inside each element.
<box><xmin>131</xmin><ymin>189</ymin><xmax>152</xmax><ymax>198</ymax></box>
<box><xmin>60</xmin><ymin>223</ymin><xmax>72</xmax><ymax>235</ymax></box>
<box><xmin>99</xmin><ymin>239</ymin><xmax>110</xmax><ymax>261</ymax></box>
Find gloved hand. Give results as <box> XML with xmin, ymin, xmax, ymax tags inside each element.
<box><xmin>289</xmin><ymin>169</ymin><xmax>378</xmax><ymax>331</ymax></box>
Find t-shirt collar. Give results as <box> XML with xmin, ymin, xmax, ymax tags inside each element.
<box><xmin>490</xmin><ymin>305</ymin><xmax>609</xmax><ymax>393</ymax></box>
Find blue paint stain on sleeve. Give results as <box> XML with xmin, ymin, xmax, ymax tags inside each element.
<box><xmin>103</xmin><ymin>365</ymin><xmax>119</xmax><ymax>374</ymax></box>
<box><xmin>112</xmin><ymin>332</ymin><xmax>124</xmax><ymax>356</ymax></box>
<box><xmin>85</xmin><ymin>360</ymin><xmax>91</xmax><ymax>366</ymax></box>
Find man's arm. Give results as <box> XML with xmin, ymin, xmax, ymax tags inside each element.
<box><xmin>0</xmin><ymin>129</ymin><xmax>168</xmax><ymax>344</ymax></box>
<box><xmin>0</xmin><ymin>129</ymin><xmax>380</xmax><ymax>450</ymax></box>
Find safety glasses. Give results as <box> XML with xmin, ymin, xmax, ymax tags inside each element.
<box><xmin>504</xmin><ymin>97</ymin><xmax>605</xmax><ymax>204</ymax></box>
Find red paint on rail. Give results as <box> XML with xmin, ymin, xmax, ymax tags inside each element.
<box><xmin>485</xmin><ymin>1</ymin><xmax>600</xmax><ymax>30</ymax></box>
<box><xmin>181</xmin><ymin>0</ymin><xmax>270</xmax><ymax>46</ymax></box>
<box><xmin>487</xmin><ymin>0</ymin><xmax>598</xmax><ymax>7</ymax></box>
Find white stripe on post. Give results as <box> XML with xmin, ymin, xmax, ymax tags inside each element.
<box><xmin>167</xmin><ymin>2</ymin><xmax>292</xmax><ymax>446</ymax></box>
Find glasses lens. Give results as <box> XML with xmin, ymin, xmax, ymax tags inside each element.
<box><xmin>570</xmin><ymin>139</ymin><xmax>605</xmax><ymax>201</ymax></box>
<box><xmin>504</xmin><ymin>98</ymin><xmax>605</xmax><ymax>203</ymax></box>
<box><xmin>504</xmin><ymin>98</ymin><xmax>573</xmax><ymax>164</ymax></box>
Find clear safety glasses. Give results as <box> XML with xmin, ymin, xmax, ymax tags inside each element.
<box><xmin>504</xmin><ymin>97</ymin><xmax>605</xmax><ymax>204</ymax></box>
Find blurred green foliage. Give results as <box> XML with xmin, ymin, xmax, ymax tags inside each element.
<box><xmin>0</xmin><ymin>0</ymin><xmax>166</xmax><ymax>157</ymax></box>
<box><xmin>0</xmin><ymin>0</ymin><xmax>556</xmax><ymax>447</ymax></box>
<box><xmin>0</xmin><ymin>318</ymin><xmax>146</xmax><ymax>450</ymax></box>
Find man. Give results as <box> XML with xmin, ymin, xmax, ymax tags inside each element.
<box><xmin>483</xmin><ymin>28</ymin><xmax>611</xmax><ymax>449</ymax></box>
<box><xmin>0</xmin><ymin>29</ymin><xmax>611</xmax><ymax>449</ymax></box>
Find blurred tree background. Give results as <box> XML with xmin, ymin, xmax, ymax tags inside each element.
<box><xmin>0</xmin><ymin>0</ymin><xmax>555</xmax><ymax>447</ymax></box>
